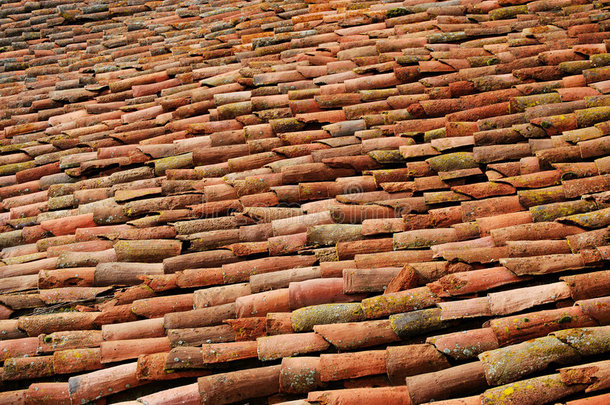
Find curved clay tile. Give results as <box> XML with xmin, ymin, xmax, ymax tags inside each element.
<box><xmin>0</xmin><ymin>0</ymin><xmax>609</xmax><ymax>403</ymax></box>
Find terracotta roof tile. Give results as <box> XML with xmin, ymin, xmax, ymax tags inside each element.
<box><xmin>0</xmin><ymin>0</ymin><xmax>609</xmax><ymax>402</ymax></box>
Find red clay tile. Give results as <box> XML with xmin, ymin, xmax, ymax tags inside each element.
<box><xmin>68</xmin><ymin>363</ymin><xmax>143</xmax><ymax>404</ymax></box>
<box><xmin>429</xmin><ymin>328</ymin><xmax>499</xmax><ymax>361</ymax></box>
<box><xmin>279</xmin><ymin>356</ymin><xmax>325</xmax><ymax>394</ymax></box>
<box><xmin>406</xmin><ymin>362</ymin><xmax>488</xmax><ymax>405</ymax></box>
<box><xmin>318</xmin><ymin>350</ymin><xmax>386</xmax><ymax>382</ymax></box>
<box><xmin>430</xmin><ymin>267</ymin><xmax>525</xmax><ymax>297</ymax></box>
<box><xmin>198</xmin><ymin>365</ymin><xmax>281</xmax><ymax>405</ymax></box>
<box><xmin>308</xmin><ymin>386</ymin><xmax>411</xmax><ymax>405</ymax></box>
<box><xmin>0</xmin><ymin>337</ymin><xmax>39</xmax><ymax>362</ymax></box>
<box><xmin>236</xmin><ymin>288</ymin><xmax>290</xmax><ymax>317</ymax></box>
<box><xmin>100</xmin><ymin>337</ymin><xmax>171</xmax><ymax>363</ymax></box>
<box><xmin>361</xmin><ymin>286</ymin><xmax>439</xmax><ymax>319</ymax></box>
<box><xmin>489</xmin><ymin>282</ymin><xmax>572</xmax><ymax>315</ymax></box>
<box><xmin>0</xmin><ymin>1</ymin><xmax>608</xmax><ymax>403</ymax></box>
<box><xmin>163</xmin><ymin>303</ymin><xmax>236</xmax><ymax>330</ymax></box>
<box><xmin>24</xmin><ymin>383</ymin><xmax>70</xmax><ymax>405</ymax></box>
<box><xmin>491</xmin><ymin>221</ymin><xmax>584</xmax><ymax>245</ymax></box>
<box><xmin>258</xmin><ymin>332</ymin><xmax>330</xmax><ymax>361</ymax></box>
<box><xmin>202</xmin><ymin>340</ymin><xmax>257</xmax><ymax>364</ymax></box>
<box><xmin>137</xmin><ymin>353</ymin><xmax>206</xmax><ymax>382</ymax></box>
<box><xmin>575</xmin><ymin>296</ymin><xmax>610</xmax><ymax>325</ymax></box>
<box><xmin>500</xmin><ymin>253</ymin><xmax>586</xmax><ymax>275</ymax></box>
<box><xmin>490</xmin><ymin>306</ymin><xmax>598</xmax><ymax>346</ymax></box>
<box><xmin>102</xmin><ymin>318</ymin><xmax>164</xmax><ymax>341</ymax></box>
<box><xmin>481</xmin><ymin>373</ymin><xmax>585</xmax><ymax>405</ymax></box>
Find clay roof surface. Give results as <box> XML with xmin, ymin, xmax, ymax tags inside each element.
<box><xmin>0</xmin><ymin>0</ymin><xmax>609</xmax><ymax>404</ymax></box>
